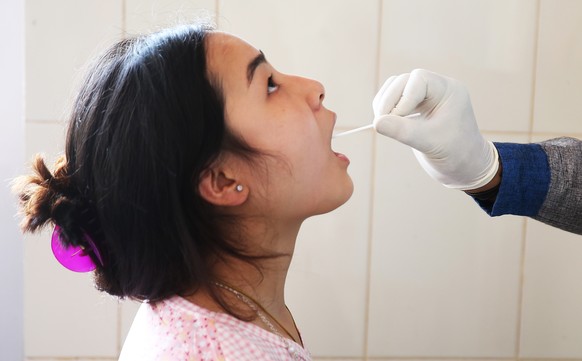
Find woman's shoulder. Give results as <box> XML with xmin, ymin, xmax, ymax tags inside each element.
<box><xmin>119</xmin><ymin>296</ymin><xmax>225</xmax><ymax>360</ymax></box>
<box><xmin>119</xmin><ymin>296</ymin><xmax>312</xmax><ymax>361</ymax></box>
<box><xmin>151</xmin><ymin>295</ymin><xmax>219</xmax><ymax>323</ymax></box>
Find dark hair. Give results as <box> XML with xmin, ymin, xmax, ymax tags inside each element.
<box><xmin>14</xmin><ymin>24</ymin><xmax>264</xmax><ymax>315</ymax></box>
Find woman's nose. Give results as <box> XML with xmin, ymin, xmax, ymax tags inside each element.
<box><xmin>302</xmin><ymin>78</ymin><xmax>325</xmax><ymax>110</ymax></box>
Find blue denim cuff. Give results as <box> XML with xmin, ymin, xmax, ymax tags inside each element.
<box><xmin>475</xmin><ymin>142</ymin><xmax>550</xmax><ymax>217</ymax></box>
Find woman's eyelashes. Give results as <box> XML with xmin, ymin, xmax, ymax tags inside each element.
<box><xmin>267</xmin><ymin>75</ymin><xmax>279</xmax><ymax>94</ymax></box>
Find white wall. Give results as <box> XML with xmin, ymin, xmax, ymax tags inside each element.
<box><xmin>0</xmin><ymin>0</ymin><xmax>24</xmax><ymax>360</ymax></box>
<box><xmin>23</xmin><ymin>1</ymin><xmax>582</xmax><ymax>360</ymax></box>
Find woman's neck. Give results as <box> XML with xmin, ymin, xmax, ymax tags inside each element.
<box><xmin>216</xmin><ymin>218</ymin><xmax>301</xmax><ymax>310</ymax></box>
<box><xmin>185</xmin><ymin>218</ymin><xmax>304</xmax><ymax>345</ymax></box>
<box><xmin>188</xmin><ymin>217</ymin><xmax>302</xmax><ymax>317</ymax></box>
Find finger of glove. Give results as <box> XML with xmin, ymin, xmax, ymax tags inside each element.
<box><xmin>372</xmin><ymin>75</ymin><xmax>397</xmax><ymax>115</ymax></box>
<box><xmin>372</xmin><ymin>73</ymin><xmax>410</xmax><ymax>117</ymax></box>
<box><xmin>373</xmin><ymin>114</ymin><xmax>425</xmax><ymax>150</ymax></box>
<box><xmin>391</xmin><ymin>70</ymin><xmax>432</xmax><ymax>116</ymax></box>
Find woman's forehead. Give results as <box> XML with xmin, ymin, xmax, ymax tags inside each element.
<box><xmin>206</xmin><ymin>32</ymin><xmax>264</xmax><ymax>98</ymax></box>
<box><xmin>207</xmin><ymin>33</ymin><xmax>259</xmax><ymax>72</ymax></box>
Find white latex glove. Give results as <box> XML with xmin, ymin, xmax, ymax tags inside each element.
<box><xmin>373</xmin><ymin>69</ymin><xmax>499</xmax><ymax>191</ymax></box>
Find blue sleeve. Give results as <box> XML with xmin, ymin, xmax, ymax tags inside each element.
<box><xmin>476</xmin><ymin>142</ymin><xmax>551</xmax><ymax>217</ymax></box>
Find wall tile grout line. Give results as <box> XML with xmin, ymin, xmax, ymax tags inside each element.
<box><xmin>361</xmin><ymin>0</ymin><xmax>385</xmax><ymax>360</ymax></box>
<box><xmin>215</xmin><ymin>0</ymin><xmax>220</xmax><ymax>28</ymax></box>
<box><xmin>527</xmin><ymin>0</ymin><xmax>542</xmax><ymax>141</ymax></box>
<box><xmin>519</xmin><ymin>359</ymin><xmax>582</xmax><ymax>361</ymax></box>
<box><xmin>116</xmin><ymin>301</ymin><xmax>122</xmax><ymax>356</ymax></box>
<box><xmin>121</xmin><ymin>0</ymin><xmax>126</xmax><ymax>39</ymax></box>
<box><xmin>515</xmin><ymin>0</ymin><xmax>542</xmax><ymax>358</ymax></box>
<box><xmin>333</xmin><ymin>129</ymin><xmax>582</xmax><ymax>141</ymax></box>
<box><xmin>333</xmin><ymin>129</ymin><xmax>582</xmax><ymax>138</ymax></box>
<box><xmin>484</xmin><ymin>130</ymin><xmax>582</xmax><ymax>140</ymax></box>
<box><xmin>26</xmin><ymin>119</ymin><xmax>64</xmax><ymax>124</ymax></box>
<box><xmin>364</xmin><ymin>357</ymin><xmax>516</xmax><ymax>360</ymax></box>
<box><xmin>515</xmin><ymin>216</ymin><xmax>529</xmax><ymax>359</ymax></box>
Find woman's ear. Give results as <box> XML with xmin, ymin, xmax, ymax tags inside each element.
<box><xmin>198</xmin><ymin>167</ymin><xmax>248</xmax><ymax>207</ymax></box>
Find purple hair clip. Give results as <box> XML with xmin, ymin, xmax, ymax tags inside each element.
<box><xmin>51</xmin><ymin>225</ymin><xmax>104</xmax><ymax>272</ymax></box>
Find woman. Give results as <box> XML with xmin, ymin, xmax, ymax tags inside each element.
<box><xmin>14</xmin><ymin>23</ymin><xmax>353</xmax><ymax>360</ymax></box>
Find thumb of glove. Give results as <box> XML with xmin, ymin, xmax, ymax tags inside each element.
<box><xmin>373</xmin><ymin>113</ymin><xmax>424</xmax><ymax>151</ymax></box>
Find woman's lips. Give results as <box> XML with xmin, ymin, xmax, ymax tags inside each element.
<box><xmin>330</xmin><ymin>112</ymin><xmax>349</xmax><ymax>164</ymax></box>
<box><xmin>334</xmin><ymin>151</ymin><xmax>350</xmax><ymax>164</ymax></box>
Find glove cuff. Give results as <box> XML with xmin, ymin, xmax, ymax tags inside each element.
<box><xmin>455</xmin><ymin>141</ymin><xmax>500</xmax><ymax>191</ymax></box>
<box><xmin>412</xmin><ymin>140</ymin><xmax>501</xmax><ymax>190</ymax></box>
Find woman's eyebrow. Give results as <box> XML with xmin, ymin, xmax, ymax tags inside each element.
<box><xmin>247</xmin><ymin>50</ymin><xmax>266</xmax><ymax>86</ymax></box>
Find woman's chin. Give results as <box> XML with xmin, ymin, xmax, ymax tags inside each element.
<box><xmin>314</xmin><ymin>178</ymin><xmax>355</xmax><ymax>216</ymax></box>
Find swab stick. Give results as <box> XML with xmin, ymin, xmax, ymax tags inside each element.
<box><xmin>333</xmin><ymin>112</ymin><xmax>421</xmax><ymax>138</ymax></box>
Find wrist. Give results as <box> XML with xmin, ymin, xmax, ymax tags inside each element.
<box><xmin>465</xmin><ymin>157</ymin><xmax>502</xmax><ymax>197</ymax></box>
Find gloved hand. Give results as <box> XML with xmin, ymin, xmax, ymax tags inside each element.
<box><xmin>373</xmin><ymin>69</ymin><xmax>499</xmax><ymax>191</ymax></box>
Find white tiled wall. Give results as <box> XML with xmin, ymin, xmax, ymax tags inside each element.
<box><xmin>26</xmin><ymin>0</ymin><xmax>123</xmax><ymax>123</ymax></box>
<box><xmin>1</xmin><ymin>1</ymin><xmax>25</xmax><ymax>360</ymax></box>
<box><xmin>125</xmin><ymin>0</ymin><xmax>217</xmax><ymax>35</ymax></box>
<box><xmin>533</xmin><ymin>0</ymin><xmax>582</xmax><ymax>135</ymax></box>
<box><xmin>378</xmin><ymin>0</ymin><xmax>538</xmax><ymax>133</ymax></box>
<box><xmin>368</xmin><ymin>136</ymin><xmax>525</xmax><ymax>358</ymax></box>
<box><xmin>23</xmin><ymin>1</ymin><xmax>582</xmax><ymax>360</ymax></box>
<box><xmin>520</xmin><ymin>221</ymin><xmax>582</xmax><ymax>358</ymax></box>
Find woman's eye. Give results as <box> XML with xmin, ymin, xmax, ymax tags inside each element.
<box><xmin>267</xmin><ymin>76</ymin><xmax>279</xmax><ymax>94</ymax></box>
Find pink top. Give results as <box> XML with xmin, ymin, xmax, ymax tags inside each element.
<box><xmin>119</xmin><ymin>296</ymin><xmax>311</xmax><ymax>361</ymax></box>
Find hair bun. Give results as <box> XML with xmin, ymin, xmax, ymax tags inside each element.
<box><xmin>13</xmin><ymin>154</ymin><xmax>88</xmax><ymax>247</ymax></box>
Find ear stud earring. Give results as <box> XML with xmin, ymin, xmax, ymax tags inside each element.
<box><xmin>235</xmin><ymin>184</ymin><xmax>244</xmax><ymax>192</ymax></box>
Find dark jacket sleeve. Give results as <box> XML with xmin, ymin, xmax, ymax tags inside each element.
<box><xmin>476</xmin><ymin>137</ymin><xmax>582</xmax><ymax>235</ymax></box>
<box><xmin>533</xmin><ymin>137</ymin><xmax>582</xmax><ymax>234</ymax></box>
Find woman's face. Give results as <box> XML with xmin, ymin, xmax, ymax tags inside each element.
<box><xmin>206</xmin><ymin>32</ymin><xmax>353</xmax><ymax>220</ymax></box>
